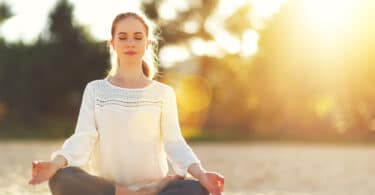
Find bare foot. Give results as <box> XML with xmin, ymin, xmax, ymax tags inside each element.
<box><xmin>136</xmin><ymin>175</ymin><xmax>182</xmax><ymax>195</ymax></box>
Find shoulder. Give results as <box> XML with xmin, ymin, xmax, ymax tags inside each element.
<box><xmin>80</xmin><ymin>79</ymin><xmax>106</xmax><ymax>95</ymax></box>
<box><xmin>152</xmin><ymin>80</ymin><xmax>176</xmax><ymax>96</ymax></box>
<box><xmin>83</xmin><ymin>79</ymin><xmax>109</xmax><ymax>91</ymax></box>
<box><xmin>86</xmin><ymin>79</ymin><xmax>104</xmax><ymax>87</ymax></box>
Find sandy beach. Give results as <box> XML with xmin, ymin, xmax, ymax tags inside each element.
<box><xmin>1</xmin><ymin>140</ymin><xmax>375</xmax><ymax>195</ymax></box>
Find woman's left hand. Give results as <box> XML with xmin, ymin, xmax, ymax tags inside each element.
<box><xmin>198</xmin><ymin>171</ymin><xmax>224</xmax><ymax>195</ymax></box>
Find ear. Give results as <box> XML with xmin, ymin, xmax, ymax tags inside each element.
<box><xmin>108</xmin><ymin>38</ymin><xmax>114</xmax><ymax>49</ymax></box>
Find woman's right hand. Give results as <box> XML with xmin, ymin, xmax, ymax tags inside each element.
<box><xmin>28</xmin><ymin>160</ymin><xmax>60</xmax><ymax>185</ymax></box>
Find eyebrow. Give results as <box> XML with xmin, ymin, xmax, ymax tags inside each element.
<box><xmin>117</xmin><ymin>32</ymin><xmax>144</xmax><ymax>35</ymax></box>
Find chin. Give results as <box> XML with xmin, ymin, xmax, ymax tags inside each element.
<box><xmin>121</xmin><ymin>58</ymin><xmax>142</xmax><ymax>64</ymax></box>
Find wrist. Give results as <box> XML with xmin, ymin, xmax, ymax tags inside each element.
<box><xmin>188</xmin><ymin>163</ymin><xmax>206</xmax><ymax>180</ymax></box>
<box><xmin>49</xmin><ymin>162</ymin><xmax>61</xmax><ymax>174</ymax></box>
<box><xmin>51</xmin><ymin>155</ymin><xmax>67</xmax><ymax>170</ymax></box>
<box><xmin>197</xmin><ymin>169</ymin><xmax>207</xmax><ymax>181</ymax></box>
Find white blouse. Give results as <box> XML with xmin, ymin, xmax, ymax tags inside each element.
<box><xmin>51</xmin><ymin>78</ymin><xmax>201</xmax><ymax>190</ymax></box>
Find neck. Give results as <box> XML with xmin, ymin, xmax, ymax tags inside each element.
<box><xmin>113</xmin><ymin>60</ymin><xmax>147</xmax><ymax>81</ymax></box>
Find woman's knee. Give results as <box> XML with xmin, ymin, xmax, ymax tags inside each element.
<box><xmin>182</xmin><ymin>180</ymin><xmax>209</xmax><ymax>195</ymax></box>
<box><xmin>48</xmin><ymin>166</ymin><xmax>82</xmax><ymax>194</ymax></box>
<box><xmin>160</xmin><ymin>179</ymin><xmax>209</xmax><ymax>195</ymax></box>
<box><xmin>48</xmin><ymin>166</ymin><xmax>115</xmax><ymax>195</ymax></box>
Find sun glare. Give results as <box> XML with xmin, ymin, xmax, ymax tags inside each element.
<box><xmin>289</xmin><ymin>0</ymin><xmax>361</xmax><ymax>80</ymax></box>
<box><xmin>300</xmin><ymin>0</ymin><xmax>355</xmax><ymax>33</ymax></box>
<box><xmin>249</xmin><ymin>0</ymin><xmax>287</xmax><ymax>29</ymax></box>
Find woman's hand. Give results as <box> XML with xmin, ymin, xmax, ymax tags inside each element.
<box><xmin>198</xmin><ymin>171</ymin><xmax>224</xmax><ymax>195</ymax></box>
<box><xmin>28</xmin><ymin>160</ymin><xmax>60</xmax><ymax>185</ymax></box>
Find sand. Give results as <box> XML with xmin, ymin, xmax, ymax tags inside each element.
<box><xmin>1</xmin><ymin>140</ymin><xmax>375</xmax><ymax>195</ymax></box>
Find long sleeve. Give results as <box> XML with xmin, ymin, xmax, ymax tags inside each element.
<box><xmin>51</xmin><ymin>82</ymin><xmax>98</xmax><ymax>167</ymax></box>
<box><xmin>161</xmin><ymin>87</ymin><xmax>201</xmax><ymax>177</ymax></box>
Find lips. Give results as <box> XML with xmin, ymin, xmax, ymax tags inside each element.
<box><xmin>124</xmin><ymin>51</ymin><xmax>137</xmax><ymax>55</ymax></box>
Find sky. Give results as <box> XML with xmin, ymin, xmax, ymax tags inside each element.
<box><xmin>0</xmin><ymin>0</ymin><xmax>286</xmax><ymax>67</ymax></box>
<box><xmin>0</xmin><ymin>0</ymin><xmax>141</xmax><ymax>42</ymax></box>
<box><xmin>0</xmin><ymin>0</ymin><xmax>286</xmax><ymax>41</ymax></box>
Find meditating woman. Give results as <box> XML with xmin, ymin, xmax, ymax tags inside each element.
<box><xmin>28</xmin><ymin>12</ymin><xmax>224</xmax><ymax>195</ymax></box>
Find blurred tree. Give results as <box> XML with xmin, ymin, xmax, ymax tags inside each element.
<box><xmin>141</xmin><ymin>0</ymin><xmax>252</xmax><ymax>136</ymax></box>
<box><xmin>0</xmin><ymin>1</ymin><xmax>12</xmax><ymax>25</ymax></box>
<box><xmin>141</xmin><ymin>0</ymin><xmax>218</xmax><ymax>77</ymax></box>
<box><xmin>37</xmin><ymin>0</ymin><xmax>108</xmax><ymax>116</ymax></box>
<box><xmin>0</xmin><ymin>0</ymin><xmax>108</xmax><ymax>123</ymax></box>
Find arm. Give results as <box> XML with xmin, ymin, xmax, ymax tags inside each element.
<box><xmin>50</xmin><ymin>82</ymin><xmax>98</xmax><ymax>167</ymax></box>
<box><xmin>187</xmin><ymin>162</ymin><xmax>206</xmax><ymax>179</ymax></box>
<box><xmin>188</xmin><ymin>163</ymin><xmax>225</xmax><ymax>195</ymax></box>
<box><xmin>161</xmin><ymin>86</ymin><xmax>224</xmax><ymax>195</ymax></box>
<box><xmin>161</xmin><ymin>87</ymin><xmax>201</xmax><ymax>177</ymax></box>
<box><xmin>29</xmin><ymin>82</ymin><xmax>98</xmax><ymax>185</ymax></box>
<box><xmin>51</xmin><ymin>154</ymin><xmax>67</xmax><ymax>169</ymax></box>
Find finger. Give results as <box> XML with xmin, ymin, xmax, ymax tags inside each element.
<box><xmin>216</xmin><ymin>180</ymin><xmax>224</xmax><ymax>192</ymax></box>
<box><xmin>32</xmin><ymin>163</ymin><xmax>40</xmax><ymax>177</ymax></box>
<box><xmin>216</xmin><ymin>174</ymin><xmax>225</xmax><ymax>191</ymax></box>
<box><xmin>210</xmin><ymin>186</ymin><xmax>221</xmax><ymax>195</ymax></box>
<box><xmin>32</xmin><ymin>160</ymin><xmax>39</xmax><ymax>167</ymax></box>
<box><xmin>32</xmin><ymin>177</ymin><xmax>46</xmax><ymax>185</ymax></box>
<box><xmin>218</xmin><ymin>180</ymin><xmax>224</xmax><ymax>192</ymax></box>
<box><xmin>31</xmin><ymin>167</ymin><xmax>37</xmax><ymax>177</ymax></box>
<box><xmin>29</xmin><ymin>178</ymin><xmax>40</xmax><ymax>185</ymax></box>
<box><xmin>215</xmin><ymin>173</ymin><xmax>225</xmax><ymax>181</ymax></box>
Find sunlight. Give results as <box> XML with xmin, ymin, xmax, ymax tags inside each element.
<box><xmin>0</xmin><ymin>0</ymin><xmax>142</xmax><ymax>42</ymax></box>
<box><xmin>285</xmin><ymin>0</ymin><xmax>363</xmax><ymax>84</ymax></box>
<box><xmin>214</xmin><ymin>31</ymin><xmax>241</xmax><ymax>54</ymax></box>
<box><xmin>159</xmin><ymin>45</ymin><xmax>190</xmax><ymax>68</ymax></box>
<box><xmin>190</xmin><ymin>38</ymin><xmax>223</xmax><ymax>57</ymax></box>
<box><xmin>158</xmin><ymin>0</ymin><xmax>191</xmax><ymax>21</ymax></box>
<box><xmin>183</xmin><ymin>20</ymin><xmax>200</xmax><ymax>34</ymax></box>
<box><xmin>158</xmin><ymin>2</ymin><xmax>178</xmax><ymax>20</ymax></box>
<box><xmin>176</xmin><ymin>76</ymin><xmax>211</xmax><ymax>115</ymax></box>
<box><xmin>73</xmin><ymin>0</ymin><xmax>141</xmax><ymax>40</ymax></box>
<box><xmin>241</xmin><ymin>29</ymin><xmax>259</xmax><ymax>57</ymax></box>
<box><xmin>175</xmin><ymin>76</ymin><xmax>212</xmax><ymax>138</ymax></box>
<box><xmin>334</xmin><ymin>118</ymin><xmax>348</xmax><ymax>134</ymax></box>
<box><xmin>204</xmin><ymin>0</ymin><xmax>286</xmax><ymax>57</ymax></box>
<box><xmin>0</xmin><ymin>0</ymin><xmax>55</xmax><ymax>43</ymax></box>
<box><xmin>310</xmin><ymin>95</ymin><xmax>335</xmax><ymax>117</ymax></box>
<box><xmin>301</xmin><ymin>0</ymin><xmax>354</xmax><ymax>32</ymax></box>
<box><xmin>246</xmin><ymin>95</ymin><xmax>258</xmax><ymax>110</ymax></box>
<box><xmin>370</xmin><ymin>119</ymin><xmax>375</xmax><ymax>131</ymax></box>
<box><xmin>249</xmin><ymin>0</ymin><xmax>287</xmax><ymax>29</ymax></box>
<box><xmin>250</xmin><ymin>0</ymin><xmax>287</xmax><ymax>19</ymax></box>
<box><xmin>216</xmin><ymin>0</ymin><xmax>247</xmax><ymax>18</ymax></box>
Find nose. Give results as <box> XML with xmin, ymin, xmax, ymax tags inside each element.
<box><xmin>124</xmin><ymin>39</ymin><xmax>136</xmax><ymax>48</ymax></box>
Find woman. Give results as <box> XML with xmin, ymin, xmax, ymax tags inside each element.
<box><xmin>28</xmin><ymin>12</ymin><xmax>224</xmax><ymax>195</ymax></box>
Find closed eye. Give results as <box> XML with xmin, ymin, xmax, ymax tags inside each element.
<box><xmin>118</xmin><ymin>32</ymin><xmax>144</xmax><ymax>41</ymax></box>
<box><xmin>118</xmin><ymin>37</ymin><xmax>143</xmax><ymax>41</ymax></box>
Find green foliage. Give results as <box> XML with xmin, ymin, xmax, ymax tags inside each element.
<box><xmin>0</xmin><ymin>0</ymin><xmax>109</xmax><ymax>122</ymax></box>
<box><xmin>0</xmin><ymin>2</ymin><xmax>12</xmax><ymax>25</ymax></box>
<box><xmin>2</xmin><ymin>0</ymin><xmax>374</xmax><ymax>142</ymax></box>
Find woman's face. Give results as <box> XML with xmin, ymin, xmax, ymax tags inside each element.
<box><xmin>110</xmin><ymin>17</ymin><xmax>150</xmax><ymax>64</ymax></box>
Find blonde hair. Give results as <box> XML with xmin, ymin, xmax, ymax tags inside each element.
<box><xmin>107</xmin><ymin>12</ymin><xmax>159</xmax><ymax>79</ymax></box>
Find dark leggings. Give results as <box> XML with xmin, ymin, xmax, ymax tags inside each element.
<box><xmin>48</xmin><ymin>166</ymin><xmax>209</xmax><ymax>195</ymax></box>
